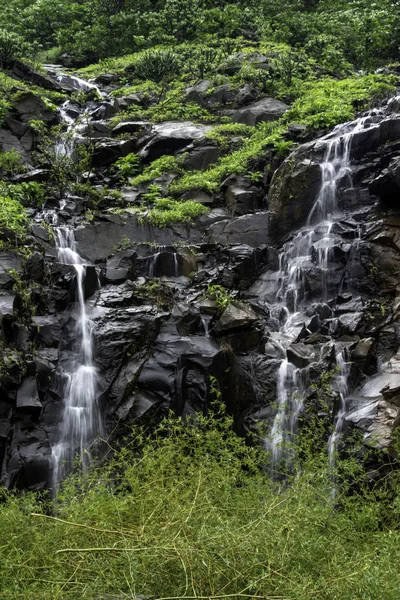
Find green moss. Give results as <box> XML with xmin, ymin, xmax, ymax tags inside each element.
<box><xmin>133</xmin><ymin>194</ymin><xmax>209</xmax><ymax>228</ymax></box>
<box><xmin>286</xmin><ymin>74</ymin><xmax>396</xmax><ymax>129</ymax></box>
<box><xmin>130</xmin><ymin>155</ymin><xmax>182</xmax><ymax>186</ymax></box>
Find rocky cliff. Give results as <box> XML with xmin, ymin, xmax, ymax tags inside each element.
<box><xmin>1</xmin><ymin>63</ymin><xmax>400</xmax><ymax>490</ymax></box>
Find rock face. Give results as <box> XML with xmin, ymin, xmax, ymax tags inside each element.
<box><xmin>4</xmin><ymin>68</ymin><xmax>400</xmax><ymax>492</ymax></box>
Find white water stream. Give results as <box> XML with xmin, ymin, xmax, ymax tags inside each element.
<box><xmin>43</xmin><ymin>70</ymin><xmax>103</xmax><ymax>486</ymax></box>
<box><xmin>265</xmin><ymin>113</ymin><xmax>381</xmax><ymax>473</ymax></box>
<box><xmin>52</xmin><ymin>227</ymin><xmax>101</xmax><ymax>484</ymax></box>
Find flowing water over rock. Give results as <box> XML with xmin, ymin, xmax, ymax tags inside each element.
<box><xmin>3</xmin><ymin>65</ymin><xmax>400</xmax><ymax>491</ymax></box>
<box><xmin>263</xmin><ymin>113</ymin><xmax>385</xmax><ymax>473</ymax></box>
<box><xmin>52</xmin><ymin>227</ymin><xmax>101</xmax><ymax>485</ymax></box>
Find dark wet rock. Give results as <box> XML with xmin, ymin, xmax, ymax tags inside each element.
<box><xmin>13</xmin><ymin>168</ymin><xmax>50</xmax><ymax>183</ymax></box>
<box><xmin>26</xmin><ymin>252</ymin><xmax>45</xmax><ymax>282</ymax></box>
<box><xmin>369</xmin><ymin>156</ymin><xmax>400</xmax><ymax>207</ymax></box>
<box><xmin>16</xmin><ymin>378</ymin><xmax>41</xmax><ymax>412</ymax></box>
<box><xmin>93</xmin><ymin>73</ymin><xmax>119</xmax><ymax>85</ymax></box>
<box><xmin>0</xmin><ymin>294</ymin><xmax>16</xmax><ymax>318</ymax></box>
<box><xmin>351</xmin><ymin>337</ymin><xmax>375</xmax><ymax>371</ymax></box>
<box><xmin>184</xmin><ymin>145</ymin><xmax>221</xmax><ymax>171</ymax></box>
<box><xmin>116</xmin><ymin>93</ymin><xmax>145</xmax><ymax>110</ymax></box>
<box><xmin>185</xmin><ymin>80</ymin><xmax>212</xmax><ymax>107</ymax></box>
<box><xmin>222</xmin><ymin>175</ymin><xmax>264</xmax><ymax>215</ymax></box>
<box><xmin>104</xmin><ymin>267</ymin><xmax>129</xmax><ymax>284</ymax></box>
<box><xmin>32</xmin><ymin>316</ymin><xmax>61</xmax><ymax>347</ymax></box>
<box><xmin>90</xmin><ymin>99</ymin><xmax>119</xmax><ymax>120</ymax></box>
<box><xmin>92</xmin><ymin>139</ymin><xmax>137</xmax><ymax>167</ymax></box>
<box><xmin>213</xmin><ymin>303</ymin><xmax>259</xmax><ymax>335</ymax></box>
<box><xmin>268</xmin><ymin>156</ymin><xmax>322</xmax><ymax>242</ymax></box>
<box><xmin>4</xmin><ymin>116</ymin><xmax>29</xmax><ymax>138</ymax></box>
<box><xmin>0</xmin><ymin>129</ymin><xmax>30</xmax><ymax>160</ymax></box>
<box><xmin>32</xmin><ymin>224</ymin><xmax>51</xmax><ymax>243</ymax></box>
<box><xmin>111</xmin><ymin>121</ymin><xmax>151</xmax><ymax>137</ymax></box>
<box><xmin>208</xmin><ymin>212</ymin><xmax>269</xmax><ymax>247</ymax></box>
<box><xmin>232</xmin><ymin>97</ymin><xmax>288</xmax><ymax>126</ymax></box>
<box><xmin>138</xmin><ymin>122</ymin><xmax>212</xmax><ymax>162</ymax></box>
<box><xmin>14</xmin><ymin>92</ymin><xmax>59</xmax><ymax>124</ymax></box>
<box><xmin>12</xmin><ymin>60</ymin><xmax>63</xmax><ymax>91</ymax></box>
<box><xmin>235</xmin><ymin>84</ymin><xmax>258</xmax><ymax>107</ymax></box>
<box><xmin>287</xmin><ymin>343</ymin><xmax>316</xmax><ymax>368</ymax></box>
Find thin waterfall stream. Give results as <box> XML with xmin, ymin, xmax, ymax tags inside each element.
<box><xmin>265</xmin><ymin>112</ymin><xmax>381</xmax><ymax>474</ymax></box>
<box><xmin>38</xmin><ymin>71</ymin><xmax>104</xmax><ymax>486</ymax></box>
<box><xmin>51</xmin><ymin>227</ymin><xmax>102</xmax><ymax>485</ymax></box>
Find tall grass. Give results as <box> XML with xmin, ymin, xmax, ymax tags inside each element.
<box><xmin>1</xmin><ymin>408</ymin><xmax>400</xmax><ymax>599</ymax></box>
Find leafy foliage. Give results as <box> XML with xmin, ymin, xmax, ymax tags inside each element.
<box><xmin>2</xmin><ymin>412</ymin><xmax>400</xmax><ymax>598</ymax></box>
<box><xmin>0</xmin><ymin>193</ymin><xmax>28</xmax><ymax>240</ymax></box>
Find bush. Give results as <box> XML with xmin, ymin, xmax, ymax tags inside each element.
<box><xmin>113</xmin><ymin>153</ymin><xmax>141</xmax><ymax>182</ymax></box>
<box><xmin>0</xmin><ymin>29</ymin><xmax>28</xmax><ymax>66</ymax></box>
<box><xmin>135</xmin><ymin>195</ymin><xmax>209</xmax><ymax>227</ymax></box>
<box><xmin>0</xmin><ymin>194</ymin><xmax>28</xmax><ymax>239</ymax></box>
<box><xmin>134</xmin><ymin>48</ymin><xmax>181</xmax><ymax>84</ymax></box>
<box><xmin>0</xmin><ymin>149</ymin><xmax>26</xmax><ymax>177</ymax></box>
<box><xmin>2</xmin><ymin>411</ymin><xmax>400</xmax><ymax>599</ymax></box>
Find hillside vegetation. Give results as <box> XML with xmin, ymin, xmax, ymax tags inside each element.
<box><xmin>1</xmin><ymin>1</ymin><xmax>400</xmax><ymax>599</ymax></box>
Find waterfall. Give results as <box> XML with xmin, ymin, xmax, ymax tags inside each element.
<box><xmin>266</xmin><ymin>115</ymin><xmax>373</xmax><ymax>472</ymax></box>
<box><xmin>52</xmin><ymin>227</ymin><xmax>101</xmax><ymax>485</ymax></box>
<box><xmin>47</xmin><ymin>83</ymin><xmax>102</xmax><ymax>486</ymax></box>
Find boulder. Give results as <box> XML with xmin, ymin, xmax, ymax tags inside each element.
<box><xmin>184</xmin><ymin>145</ymin><xmax>221</xmax><ymax>171</ymax></box>
<box><xmin>235</xmin><ymin>84</ymin><xmax>258</xmax><ymax>107</ymax></box>
<box><xmin>268</xmin><ymin>155</ymin><xmax>322</xmax><ymax>243</ymax></box>
<box><xmin>232</xmin><ymin>97</ymin><xmax>288</xmax><ymax>126</ymax></box>
<box><xmin>0</xmin><ymin>293</ymin><xmax>16</xmax><ymax>317</ymax></box>
<box><xmin>32</xmin><ymin>316</ymin><xmax>61</xmax><ymax>347</ymax></box>
<box><xmin>138</xmin><ymin>122</ymin><xmax>212</xmax><ymax>162</ymax></box>
<box><xmin>213</xmin><ymin>303</ymin><xmax>259</xmax><ymax>335</ymax></box>
<box><xmin>369</xmin><ymin>156</ymin><xmax>400</xmax><ymax>207</ymax></box>
<box><xmin>185</xmin><ymin>80</ymin><xmax>212</xmax><ymax>107</ymax></box>
<box><xmin>0</xmin><ymin>129</ymin><xmax>29</xmax><ymax>160</ymax></box>
<box><xmin>92</xmin><ymin>139</ymin><xmax>137</xmax><ymax>167</ymax></box>
<box><xmin>13</xmin><ymin>92</ymin><xmax>59</xmax><ymax>124</ymax></box>
<box><xmin>12</xmin><ymin>60</ymin><xmax>63</xmax><ymax>91</ymax></box>
<box><xmin>116</xmin><ymin>93</ymin><xmax>145</xmax><ymax>109</ymax></box>
<box><xmin>207</xmin><ymin>212</ymin><xmax>269</xmax><ymax>247</ymax></box>
<box><xmin>222</xmin><ymin>175</ymin><xmax>264</xmax><ymax>215</ymax></box>
<box><xmin>111</xmin><ymin>121</ymin><xmax>151</xmax><ymax>137</ymax></box>
<box><xmin>26</xmin><ymin>252</ymin><xmax>45</xmax><ymax>282</ymax></box>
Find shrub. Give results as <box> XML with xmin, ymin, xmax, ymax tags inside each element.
<box><xmin>131</xmin><ymin>155</ymin><xmax>182</xmax><ymax>186</ymax></box>
<box><xmin>0</xmin><ymin>29</ymin><xmax>28</xmax><ymax>66</ymax></box>
<box><xmin>0</xmin><ymin>149</ymin><xmax>26</xmax><ymax>177</ymax></box>
<box><xmin>113</xmin><ymin>153</ymin><xmax>141</xmax><ymax>182</ymax></box>
<box><xmin>2</xmin><ymin>411</ymin><xmax>400</xmax><ymax>599</ymax></box>
<box><xmin>0</xmin><ymin>194</ymin><xmax>28</xmax><ymax>239</ymax></box>
<box><xmin>134</xmin><ymin>48</ymin><xmax>181</xmax><ymax>84</ymax></box>
<box><xmin>205</xmin><ymin>284</ymin><xmax>234</xmax><ymax>307</ymax></box>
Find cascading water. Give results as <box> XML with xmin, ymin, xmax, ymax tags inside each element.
<box><xmin>327</xmin><ymin>345</ymin><xmax>352</xmax><ymax>496</ymax></box>
<box><xmin>52</xmin><ymin>227</ymin><xmax>101</xmax><ymax>485</ymax></box>
<box><xmin>41</xmin><ymin>76</ymin><xmax>103</xmax><ymax>486</ymax></box>
<box><xmin>266</xmin><ymin>115</ymin><xmax>375</xmax><ymax>472</ymax></box>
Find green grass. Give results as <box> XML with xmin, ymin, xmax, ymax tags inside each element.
<box><xmin>1</xmin><ymin>410</ymin><xmax>400</xmax><ymax>599</ymax></box>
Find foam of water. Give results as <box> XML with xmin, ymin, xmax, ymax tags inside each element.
<box><xmin>52</xmin><ymin>228</ymin><xmax>101</xmax><ymax>486</ymax></box>
<box><xmin>266</xmin><ymin>113</ymin><xmax>376</xmax><ymax>472</ymax></box>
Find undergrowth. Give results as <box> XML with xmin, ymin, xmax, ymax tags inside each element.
<box><xmin>1</xmin><ymin>408</ymin><xmax>400</xmax><ymax>599</ymax></box>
